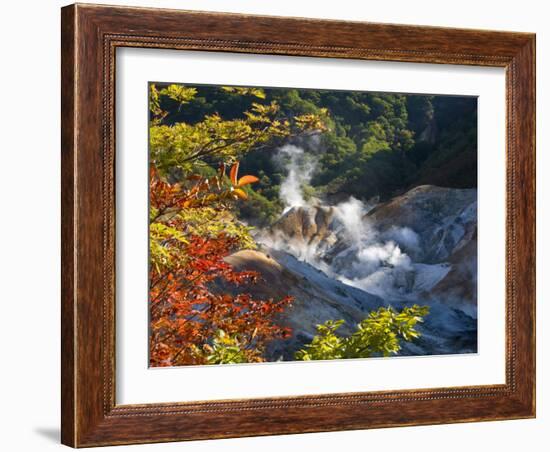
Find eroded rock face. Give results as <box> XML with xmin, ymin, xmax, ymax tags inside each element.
<box><xmin>368</xmin><ymin>185</ymin><xmax>477</xmax><ymax>264</ymax></box>
<box><xmin>429</xmin><ymin>230</ymin><xmax>477</xmax><ymax>310</ymax></box>
<box><xmin>269</xmin><ymin>205</ymin><xmax>335</xmax><ymax>245</ymax></box>
<box><xmin>367</xmin><ymin>185</ymin><xmax>477</xmax><ymax>309</ymax></box>
<box><xmin>224</xmin><ymin>249</ymin><xmax>384</xmax><ymax>360</ymax></box>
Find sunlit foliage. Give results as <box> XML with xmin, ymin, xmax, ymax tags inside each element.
<box><xmin>295</xmin><ymin>305</ymin><xmax>430</xmax><ymax>361</ymax></box>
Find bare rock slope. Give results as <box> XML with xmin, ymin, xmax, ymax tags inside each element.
<box><xmin>227</xmin><ymin>185</ymin><xmax>478</xmax><ymax>360</ymax></box>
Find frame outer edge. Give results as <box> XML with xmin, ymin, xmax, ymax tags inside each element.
<box><xmin>60</xmin><ymin>3</ymin><xmax>536</xmax><ymax>446</ymax></box>
<box><xmin>61</xmin><ymin>3</ymin><xmax>77</xmax><ymax>448</ymax></box>
<box><xmin>514</xmin><ymin>35</ymin><xmax>536</xmax><ymax>416</ymax></box>
<box><xmin>531</xmin><ymin>35</ymin><xmax>536</xmax><ymax>417</ymax></box>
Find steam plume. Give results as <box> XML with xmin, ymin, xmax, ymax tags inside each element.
<box><xmin>275</xmin><ymin>145</ymin><xmax>316</xmax><ymax>212</ymax></box>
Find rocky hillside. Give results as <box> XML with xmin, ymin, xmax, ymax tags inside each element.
<box><xmin>226</xmin><ymin>185</ymin><xmax>478</xmax><ymax>360</ymax></box>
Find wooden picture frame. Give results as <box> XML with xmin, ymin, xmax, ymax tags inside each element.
<box><xmin>61</xmin><ymin>3</ymin><xmax>535</xmax><ymax>447</ymax></box>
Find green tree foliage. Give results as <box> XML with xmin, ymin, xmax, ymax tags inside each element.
<box><xmin>159</xmin><ymin>83</ymin><xmax>477</xmax><ymax>210</ymax></box>
<box><xmin>203</xmin><ymin>330</ymin><xmax>252</xmax><ymax>365</ymax></box>
<box><xmin>150</xmin><ymin>84</ymin><xmax>327</xmax><ymax>175</ymax></box>
<box><xmin>295</xmin><ymin>305</ymin><xmax>429</xmax><ymax>361</ymax></box>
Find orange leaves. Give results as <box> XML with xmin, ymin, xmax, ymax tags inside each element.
<box><xmin>150</xmin><ymin>161</ymin><xmax>260</xmax><ymax>220</ymax></box>
<box><xmin>236</xmin><ymin>175</ymin><xmax>259</xmax><ymax>187</ymax></box>
<box><xmin>229</xmin><ymin>161</ymin><xmax>239</xmax><ymax>185</ymax></box>
<box><xmin>148</xmin><ymin>226</ymin><xmax>294</xmax><ymax>367</ymax></box>
<box><xmin>149</xmin><ymin>161</ymin><xmax>291</xmax><ymax>367</ymax></box>
<box><xmin>232</xmin><ymin>188</ymin><xmax>248</xmax><ymax>200</ymax></box>
<box><xmin>228</xmin><ymin>162</ymin><xmax>259</xmax><ymax>187</ymax></box>
<box><xmin>226</xmin><ymin>162</ymin><xmax>259</xmax><ymax>200</ymax></box>
<box><xmin>150</xmin><ymin>233</ymin><xmax>292</xmax><ymax>366</ymax></box>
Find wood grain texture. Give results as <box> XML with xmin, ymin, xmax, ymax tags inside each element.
<box><xmin>60</xmin><ymin>3</ymin><xmax>536</xmax><ymax>447</ymax></box>
<box><xmin>60</xmin><ymin>5</ymin><xmax>76</xmax><ymax>447</ymax></box>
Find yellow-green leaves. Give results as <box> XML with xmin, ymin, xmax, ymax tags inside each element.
<box><xmin>293</xmin><ymin>110</ymin><xmax>329</xmax><ymax>133</ymax></box>
<box><xmin>159</xmin><ymin>84</ymin><xmax>198</xmax><ymax>105</ymax></box>
<box><xmin>149</xmin><ymin>222</ymin><xmax>189</xmax><ymax>274</ymax></box>
<box><xmin>149</xmin><ymin>84</ymin><xmax>163</xmax><ymax>119</ymax></box>
<box><xmin>295</xmin><ymin>320</ymin><xmax>345</xmax><ymax>361</ymax></box>
<box><xmin>177</xmin><ymin>207</ymin><xmax>256</xmax><ymax>250</ymax></box>
<box><xmin>150</xmin><ymin>85</ymin><xmax>328</xmax><ymax>176</ymax></box>
<box><xmin>221</xmin><ymin>86</ymin><xmax>266</xmax><ymax>99</ymax></box>
<box><xmin>149</xmin><ymin>83</ymin><xmax>198</xmax><ymax>124</ymax></box>
<box><xmin>204</xmin><ymin>330</ymin><xmax>252</xmax><ymax>364</ymax></box>
<box><xmin>295</xmin><ymin>305</ymin><xmax>429</xmax><ymax>361</ymax></box>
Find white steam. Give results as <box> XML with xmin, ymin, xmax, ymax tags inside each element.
<box><xmin>258</xmin><ymin>150</ymin><xmax>451</xmax><ymax>301</ymax></box>
<box><xmin>327</xmin><ymin>208</ymin><xmax>424</xmax><ymax>299</ymax></box>
<box><xmin>333</xmin><ymin>196</ymin><xmax>372</xmax><ymax>243</ymax></box>
<box><xmin>275</xmin><ymin>145</ymin><xmax>317</xmax><ymax>212</ymax></box>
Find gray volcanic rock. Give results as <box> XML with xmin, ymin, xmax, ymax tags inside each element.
<box><xmin>429</xmin><ymin>230</ymin><xmax>477</xmax><ymax>309</ymax></box>
<box><xmin>368</xmin><ymin>185</ymin><xmax>477</xmax><ymax>264</ymax></box>
<box><xmin>225</xmin><ymin>249</ymin><xmax>384</xmax><ymax>360</ymax></box>
<box><xmin>230</xmin><ymin>185</ymin><xmax>478</xmax><ymax>360</ymax></box>
<box><xmin>367</xmin><ymin>185</ymin><xmax>478</xmax><ymax>309</ymax></box>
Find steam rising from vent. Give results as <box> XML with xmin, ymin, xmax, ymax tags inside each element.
<box><xmin>333</xmin><ymin>197</ymin><xmax>372</xmax><ymax>243</ymax></box>
<box><xmin>259</xmin><ymin>147</ymin><xmax>453</xmax><ymax>301</ymax></box>
<box><xmin>275</xmin><ymin>145</ymin><xmax>317</xmax><ymax>212</ymax></box>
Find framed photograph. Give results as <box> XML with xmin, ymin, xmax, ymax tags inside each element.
<box><xmin>61</xmin><ymin>3</ymin><xmax>535</xmax><ymax>447</ymax></box>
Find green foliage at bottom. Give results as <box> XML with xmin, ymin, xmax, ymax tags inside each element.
<box><xmin>204</xmin><ymin>330</ymin><xmax>251</xmax><ymax>365</ymax></box>
<box><xmin>295</xmin><ymin>305</ymin><xmax>429</xmax><ymax>361</ymax></box>
<box><xmin>204</xmin><ymin>305</ymin><xmax>429</xmax><ymax>364</ymax></box>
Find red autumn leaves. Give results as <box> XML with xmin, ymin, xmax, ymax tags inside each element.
<box><xmin>149</xmin><ymin>163</ymin><xmax>292</xmax><ymax>367</ymax></box>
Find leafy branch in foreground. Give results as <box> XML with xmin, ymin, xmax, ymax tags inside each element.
<box><xmin>149</xmin><ymin>162</ymin><xmax>293</xmax><ymax>367</ymax></box>
<box><xmin>204</xmin><ymin>330</ymin><xmax>253</xmax><ymax>365</ymax></box>
<box><xmin>295</xmin><ymin>305</ymin><xmax>429</xmax><ymax>361</ymax></box>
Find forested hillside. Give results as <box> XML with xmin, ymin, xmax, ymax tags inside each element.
<box><xmin>154</xmin><ymin>83</ymin><xmax>477</xmax><ymax>225</ymax></box>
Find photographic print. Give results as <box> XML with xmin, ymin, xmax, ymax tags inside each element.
<box><xmin>148</xmin><ymin>83</ymin><xmax>478</xmax><ymax>367</ymax></box>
